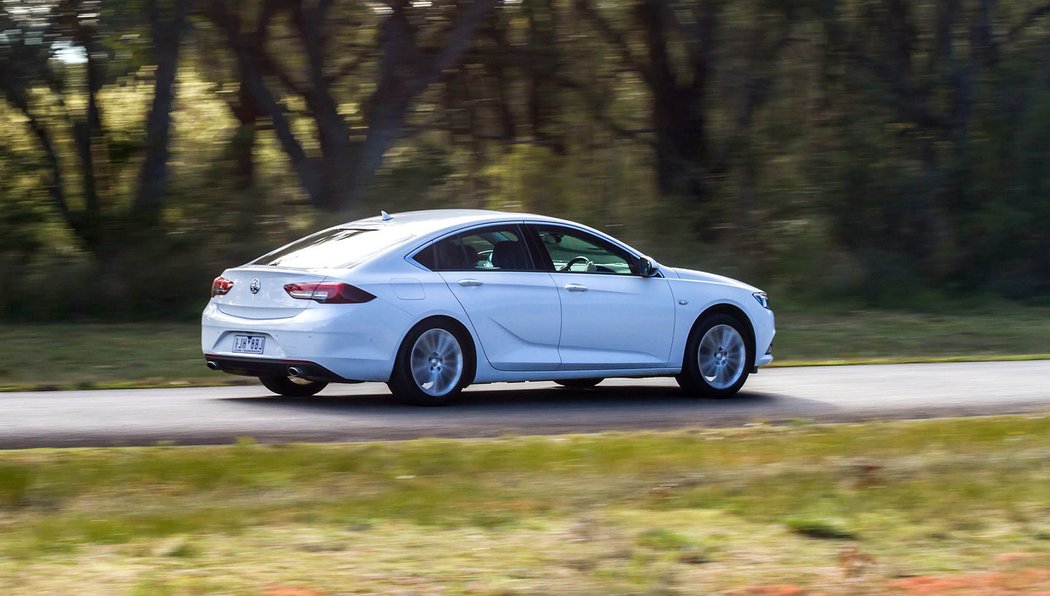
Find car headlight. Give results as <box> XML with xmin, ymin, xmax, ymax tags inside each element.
<box><xmin>753</xmin><ymin>291</ymin><xmax>770</xmax><ymax>309</ymax></box>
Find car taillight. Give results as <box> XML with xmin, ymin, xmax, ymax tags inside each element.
<box><xmin>283</xmin><ymin>282</ymin><xmax>376</xmax><ymax>304</ymax></box>
<box><xmin>211</xmin><ymin>276</ymin><xmax>234</xmax><ymax>297</ymax></box>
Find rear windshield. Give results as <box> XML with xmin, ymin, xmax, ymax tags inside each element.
<box><xmin>251</xmin><ymin>227</ymin><xmax>412</xmax><ymax>268</ymax></box>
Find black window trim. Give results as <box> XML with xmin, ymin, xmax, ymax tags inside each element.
<box><xmin>407</xmin><ymin>222</ymin><xmax>539</xmax><ymax>273</ymax></box>
<box><xmin>525</xmin><ymin>222</ymin><xmax>644</xmax><ymax>276</ymax></box>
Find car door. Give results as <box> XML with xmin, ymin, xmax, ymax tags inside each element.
<box><xmin>415</xmin><ymin>224</ymin><xmax>562</xmax><ymax>371</ymax></box>
<box><xmin>528</xmin><ymin>224</ymin><xmax>676</xmax><ymax>370</ymax></box>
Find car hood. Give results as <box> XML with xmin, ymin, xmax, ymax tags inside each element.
<box><xmin>666</xmin><ymin>267</ymin><xmax>761</xmax><ymax>293</ymax></box>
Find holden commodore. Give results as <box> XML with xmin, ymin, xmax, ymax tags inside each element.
<box><xmin>202</xmin><ymin>210</ymin><xmax>775</xmax><ymax>405</ymax></box>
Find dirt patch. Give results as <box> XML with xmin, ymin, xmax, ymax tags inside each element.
<box><xmin>888</xmin><ymin>564</ymin><xmax>1050</xmax><ymax>594</ymax></box>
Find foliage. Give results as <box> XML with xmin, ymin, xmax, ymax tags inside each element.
<box><xmin>2</xmin><ymin>0</ymin><xmax>1050</xmax><ymax>320</ymax></box>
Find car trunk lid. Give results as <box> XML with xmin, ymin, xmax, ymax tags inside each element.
<box><xmin>212</xmin><ymin>267</ymin><xmax>328</xmax><ymax>320</ymax></box>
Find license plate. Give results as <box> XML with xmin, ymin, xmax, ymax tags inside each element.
<box><xmin>232</xmin><ymin>335</ymin><xmax>265</xmax><ymax>354</ymax></box>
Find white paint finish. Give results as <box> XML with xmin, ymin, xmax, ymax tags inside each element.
<box><xmin>390</xmin><ymin>278</ymin><xmax>425</xmax><ymax>300</ymax></box>
<box><xmin>201</xmin><ymin>209</ymin><xmax>774</xmax><ymax>389</ymax></box>
<box><xmin>664</xmin><ymin>276</ymin><xmax>776</xmax><ymax>368</ymax></box>
<box><xmin>553</xmin><ymin>273</ymin><xmax>676</xmax><ymax>369</ymax></box>
<box><xmin>212</xmin><ymin>268</ymin><xmax>325</xmax><ymax>319</ymax></box>
<box><xmin>441</xmin><ymin>271</ymin><xmax>561</xmax><ymax>371</ymax></box>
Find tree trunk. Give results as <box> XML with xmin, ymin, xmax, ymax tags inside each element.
<box><xmin>484</xmin><ymin>14</ymin><xmax>517</xmax><ymax>142</ymax></box>
<box><xmin>22</xmin><ymin>111</ymin><xmax>74</xmax><ymax>228</ymax></box>
<box><xmin>209</xmin><ymin>2</ymin><xmax>325</xmax><ymax>207</ymax></box>
<box><xmin>346</xmin><ymin>98</ymin><xmax>411</xmax><ymax>206</ymax></box>
<box><xmin>640</xmin><ymin>0</ymin><xmax>716</xmax><ymax>206</ymax></box>
<box><xmin>76</xmin><ymin>35</ymin><xmax>105</xmax><ymax>221</ymax></box>
<box><xmin>229</xmin><ymin>81</ymin><xmax>260</xmax><ymax>190</ymax></box>
<box><xmin>338</xmin><ymin>0</ymin><xmax>500</xmax><ymax>209</ymax></box>
<box><xmin>134</xmin><ymin>0</ymin><xmax>192</xmax><ymax>216</ymax></box>
<box><xmin>527</xmin><ymin>0</ymin><xmax>563</xmax><ymax>153</ymax></box>
<box><xmin>216</xmin><ymin>0</ymin><xmax>498</xmax><ymax>211</ymax></box>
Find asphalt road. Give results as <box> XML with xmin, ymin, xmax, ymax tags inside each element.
<box><xmin>2</xmin><ymin>360</ymin><xmax>1049</xmax><ymax>448</ymax></box>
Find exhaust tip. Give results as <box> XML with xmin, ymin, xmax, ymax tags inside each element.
<box><xmin>206</xmin><ymin>361</ymin><xmax>219</xmax><ymax>371</ymax></box>
<box><xmin>288</xmin><ymin>366</ymin><xmax>303</xmax><ymax>377</ymax></box>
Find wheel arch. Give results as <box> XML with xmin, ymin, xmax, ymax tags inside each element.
<box><xmin>394</xmin><ymin>314</ymin><xmax>478</xmax><ymax>386</ymax></box>
<box><xmin>688</xmin><ymin>303</ymin><xmax>757</xmax><ymax>369</ymax></box>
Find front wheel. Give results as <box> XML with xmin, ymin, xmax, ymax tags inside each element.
<box><xmin>676</xmin><ymin>313</ymin><xmax>752</xmax><ymax>398</ymax></box>
<box><xmin>388</xmin><ymin>320</ymin><xmax>473</xmax><ymax>406</ymax></box>
<box><xmin>259</xmin><ymin>375</ymin><xmax>328</xmax><ymax>397</ymax></box>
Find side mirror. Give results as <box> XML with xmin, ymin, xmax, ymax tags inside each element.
<box><xmin>637</xmin><ymin>256</ymin><xmax>659</xmax><ymax>277</ymax></box>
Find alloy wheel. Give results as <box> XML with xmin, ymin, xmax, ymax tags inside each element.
<box><xmin>697</xmin><ymin>324</ymin><xmax>747</xmax><ymax>390</ymax></box>
<box><xmin>409</xmin><ymin>328</ymin><xmax>464</xmax><ymax>397</ymax></box>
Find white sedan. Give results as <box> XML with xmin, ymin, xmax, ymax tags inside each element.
<box><xmin>202</xmin><ymin>210</ymin><xmax>775</xmax><ymax>405</ymax></box>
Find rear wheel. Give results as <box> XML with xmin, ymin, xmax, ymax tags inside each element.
<box><xmin>676</xmin><ymin>313</ymin><xmax>752</xmax><ymax>398</ymax></box>
<box><xmin>259</xmin><ymin>375</ymin><xmax>328</xmax><ymax>397</ymax></box>
<box><xmin>388</xmin><ymin>320</ymin><xmax>473</xmax><ymax>406</ymax></box>
<box><xmin>554</xmin><ymin>378</ymin><xmax>603</xmax><ymax>389</ymax></box>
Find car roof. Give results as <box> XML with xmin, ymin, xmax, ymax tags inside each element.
<box><xmin>329</xmin><ymin>209</ymin><xmax>643</xmax><ymax>266</ymax></box>
<box><xmin>345</xmin><ymin>209</ymin><xmax>573</xmax><ymax>235</ymax></box>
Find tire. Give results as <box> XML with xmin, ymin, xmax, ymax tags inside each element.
<box><xmin>676</xmin><ymin>313</ymin><xmax>753</xmax><ymax>399</ymax></box>
<box><xmin>259</xmin><ymin>375</ymin><xmax>328</xmax><ymax>397</ymax></box>
<box><xmin>554</xmin><ymin>378</ymin><xmax>603</xmax><ymax>389</ymax></box>
<box><xmin>388</xmin><ymin>319</ymin><xmax>474</xmax><ymax>406</ymax></box>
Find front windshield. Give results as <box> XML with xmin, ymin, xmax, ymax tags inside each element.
<box><xmin>251</xmin><ymin>227</ymin><xmax>412</xmax><ymax>268</ymax></box>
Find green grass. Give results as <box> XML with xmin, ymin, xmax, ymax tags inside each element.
<box><xmin>784</xmin><ymin>516</ymin><xmax>857</xmax><ymax>540</ymax></box>
<box><xmin>773</xmin><ymin>304</ymin><xmax>1050</xmax><ymax>366</ymax></box>
<box><xmin>1</xmin><ymin>303</ymin><xmax>1048</xmax><ymax>390</ymax></box>
<box><xmin>1</xmin><ymin>416</ymin><xmax>1050</xmax><ymax>592</ymax></box>
<box><xmin>0</xmin><ymin>323</ymin><xmax>247</xmax><ymax>391</ymax></box>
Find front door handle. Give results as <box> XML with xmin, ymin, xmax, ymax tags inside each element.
<box><xmin>458</xmin><ymin>279</ymin><xmax>484</xmax><ymax>287</ymax></box>
<box><xmin>564</xmin><ymin>283</ymin><xmax>588</xmax><ymax>292</ymax></box>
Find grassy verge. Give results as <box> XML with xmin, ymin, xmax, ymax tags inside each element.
<box><xmin>2</xmin><ymin>416</ymin><xmax>1050</xmax><ymax>593</ymax></box>
<box><xmin>773</xmin><ymin>305</ymin><xmax>1050</xmax><ymax>366</ymax></box>
<box><xmin>0</xmin><ymin>323</ymin><xmax>249</xmax><ymax>391</ymax></box>
<box><xmin>2</xmin><ymin>304</ymin><xmax>1049</xmax><ymax>391</ymax></box>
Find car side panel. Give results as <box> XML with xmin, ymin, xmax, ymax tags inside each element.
<box><xmin>439</xmin><ymin>271</ymin><xmax>562</xmax><ymax>371</ymax></box>
<box><xmin>664</xmin><ymin>278</ymin><xmax>776</xmax><ymax>370</ymax></box>
<box><xmin>553</xmin><ymin>273</ymin><xmax>676</xmax><ymax>369</ymax></box>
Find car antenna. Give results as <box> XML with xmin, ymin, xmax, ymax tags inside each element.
<box><xmin>381</xmin><ymin>210</ymin><xmax>393</xmax><ymax>221</ymax></box>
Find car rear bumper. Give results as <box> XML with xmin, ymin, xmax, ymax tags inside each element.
<box><xmin>203</xmin><ymin>355</ymin><xmax>360</xmax><ymax>383</ymax></box>
<box><xmin>201</xmin><ymin>300</ymin><xmax>413</xmax><ymax>382</ymax></box>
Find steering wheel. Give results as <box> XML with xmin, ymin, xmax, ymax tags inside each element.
<box><xmin>559</xmin><ymin>256</ymin><xmax>593</xmax><ymax>272</ymax></box>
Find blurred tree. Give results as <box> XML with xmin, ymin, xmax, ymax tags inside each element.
<box><xmin>717</xmin><ymin>0</ymin><xmax>806</xmax><ymax>256</ymax></box>
<box><xmin>0</xmin><ymin>0</ymin><xmax>191</xmax><ymax>251</ymax></box>
<box><xmin>0</xmin><ymin>4</ymin><xmax>75</xmax><ymax>236</ymax></box>
<box><xmin>816</xmin><ymin>0</ymin><xmax>1050</xmax><ymax>286</ymax></box>
<box><xmin>526</xmin><ymin>0</ymin><xmax>565</xmax><ymax>153</ymax></box>
<box><xmin>575</xmin><ymin>0</ymin><xmax>721</xmax><ymax>209</ymax></box>
<box><xmin>3</xmin><ymin>0</ymin><xmax>1050</xmax><ymax>319</ymax></box>
<box><xmin>135</xmin><ymin>0</ymin><xmax>193</xmax><ymax>215</ymax></box>
<box><xmin>206</xmin><ymin>0</ymin><xmax>499</xmax><ymax>212</ymax></box>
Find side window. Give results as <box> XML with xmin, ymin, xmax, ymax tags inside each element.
<box><xmin>414</xmin><ymin>226</ymin><xmax>533</xmax><ymax>272</ymax></box>
<box><xmin>534</xmin><ymin>226</ymin><xmax>636</xmax><ymax>275</ymax></box>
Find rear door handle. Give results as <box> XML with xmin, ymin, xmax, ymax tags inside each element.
<box><xmin>564</xmin><ymin>283</ymin><xmax>588</xmax><ymax>293</ymax></box>
<box><xmin>458</xmin><ymin>279</ymin><xmax>484</xmax><ymax>287</ymax></box>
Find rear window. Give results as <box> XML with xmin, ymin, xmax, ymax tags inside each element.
<box><xmin>252</xmin><ymin>228</ymin><xmax>412</xmax><ymax>268</ymax></box>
